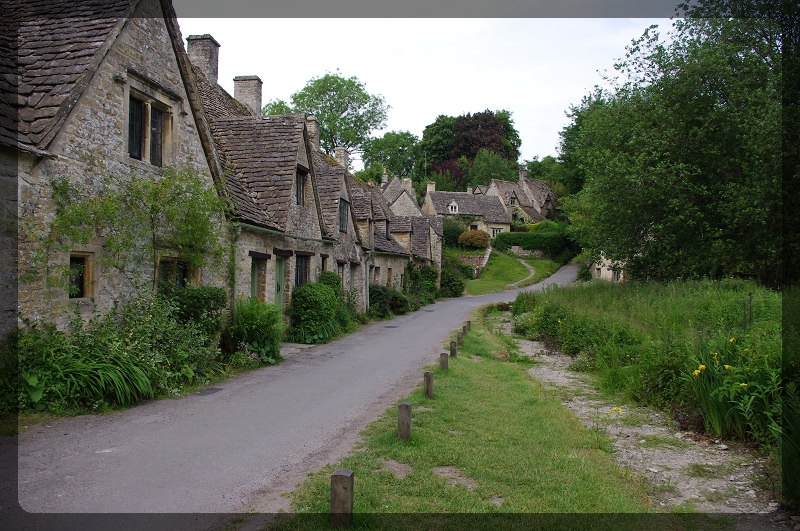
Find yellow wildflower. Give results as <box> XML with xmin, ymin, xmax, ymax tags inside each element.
<box><xmin>698</xmin><ymin>364</ymin><xmax>706</xmax><ymax>371</ymax></box>
<box><xmin>730</xmin><ymin>337</ymin><xmax>736</xmax><ymax>343</ymax></box>
<box><xmin>693</xmin><ymin>369</ymin><xmax>701</xmax><ymax>376</ymax></box>
<box><xmin>740</xmin><ymin>383</ymin><xmax>748</xmax><ymax>387</ymax></box>
<box><xmin>724</xmin><ymin>365</ymin><xmax>732</xmax><ymax>370</ymax></box>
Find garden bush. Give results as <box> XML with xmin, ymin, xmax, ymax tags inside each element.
<box><xmin>167</xmin><ymin>286</ymin><xmax>227</xmax><ymax>341</ymax></box>
<box><xmin>287</xmin><ymin>283</ymin><xmax>341</xmax><ymax>344</ymax></box>
<box><xmin>458</xmin><ymin>229</ymin><xmax>490</xmax><ymax>249</ymax></box>
<box><xmin>228</xmin><ymin>297</ymin><xmax>284</xmax><ymax>363</ymax></box>
<box><xmin>404</xmin><ymin>263</ymin><xmax>438</xmax><ymax>306</ymax></box>
<box><xmin>368</xmin><ymin>284</ymin><xmax>413</xmax><ymax>319</ymax></box>
<box><xmin>443</xmin><ymin>218</ymin><xmax>467</xmax><ymax>247</ymax></box>
<box><xmin>438</xmin><ymin>255</ymin><xmax>467</xmax><ymax>298</ymax></box>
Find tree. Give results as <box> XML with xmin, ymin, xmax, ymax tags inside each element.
<box><xmin>418</xmin><ymin>114</ymin><xmax>456</xmax><ymax>171</ymax></box>
<box><xmin>463</xmin><ymin>148</ymin><xmax>517</xmax><ymax>188</ymax></box>
<box><xmin>262</xmin><ymin>72</ymin><xmax>389</xmax><ymax>156</ymax></box>
<box><xmin>362</xmin><ymin>130</ymin><xmax>420</xmax><ymax>179</ymax></box>
<box><xmin>561</xmin><ymin>15</ymin><xmax>782</xmax><ymax>284</ymax></box>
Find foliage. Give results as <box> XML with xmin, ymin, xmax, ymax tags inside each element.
<box><xmin>362</xmin><ymin>130</ymin><xmax>420</xmax><ymax>179</ymax></box>
<box><xmin>11</xmin><ymin>293</ymin><xmax>225</xmax><ymax>413</ymax></box>
<box><xmin>462</xmin><ymin>148</ymin><xmax>517</xmax><ymax>188</ymax></box>
<box><xmin>442</xmin><ymin>218</ymin><xmax>467</xmax><ymax>247</ymax></box>
<box><xmin>438</xmin><ymin>255</ymin><xmax>467</xmax><ymax>298</ymax></box>
<box><xmin>511</xmin><ymin>279</ymin><xmax>782</xmax><ymax>453</ymax></box>
<box><xmin>457</xmin><ymin>229</ymin><xmax>490</xmax><ymax>249</ymax></box>
<box><xmin>404</xmin><ymin>263</ymin><xmax>438</xmax><ymax>306</ymax></box>
<box><xmin>165</xmin><ymin>286</ymin><xmax>227</xmax><ymax>342</ymax></box>
<box><xmin>451</xmin><ymin>109</ymin><xmax>520</xmax><ymax>163</ymax></box>
<box><xmin>368</xmin><ymin>284</ymin><xmax>414</xmax><ymax>319</ymax></box>
<box><xmin>559</xmin><ymin>15</ymin><xmax>782</xmax><ymax>285</ymax></box>
<box><xmin>493</xmin><ymin>223</ymin><xmax>574</xmax><ymax>256</ymax></box>
<box><xmin>465</xmin><ymin>252</ymin><xmax>530</xmax><ymax>296</ymax></box>
<box><xmin>316</xmin><ymin>271</ymin><xmax>359</xmax><ymax>331</ymax></box>
<box><xmin>287</xmin><ymin>283</ymin><xmax>342</xmax><ymax>344</ymax></box>
<box><xmin>227</xmin><ymin>297</ymin><xmax>284</xmax><ymax>364</ymax></box>
<box><xmin>524</xmin><ymin>155</ymin><xmax>571</xmax><ymax>197</ymax></box>
<box><xmin>263</xmin><ymin>71</ymin><xmax>389</xmax><ymax>157</ymax></box>
<box><xmin>49</xmin><ymin>168</ymin><xmax>228</xmax><ymax>293</ymax></box>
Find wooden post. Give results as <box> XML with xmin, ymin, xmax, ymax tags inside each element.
<box><xmin>424</xmin><ymin>371</ymin><xmax>433</xmax><ymax>399</ymax></box>
<box><xmin>398</xmin><ymin>402</ymin><xmax>412</xmax><ymax>441</ymax></box>
<box><xmin>457</xmin><ymin>332</ymin><xmax>463</xmax><ymax>346</ymax></box>
<box><xmin>450</xmin><ymin>341</ymin><xmax>457</xmax><ymax>357</ymax></box>
<box><xmin>462</xmin><ymin>324</ymin><xmax>468</xmax><ymax>336</ymax></box>
<box><xmin>330</xmin><ymin>468</ymin><xmax>354</xmax><ymax>528</ymax></box>
<box><xmin>440</xmin><ymin>352</ymin><xmax>449</xmax><ymax>370</ymax></box>
<box><xmin>466</xmin><ymin>320</ymin><xmax>471</xmax><ymax>331</ymax></box>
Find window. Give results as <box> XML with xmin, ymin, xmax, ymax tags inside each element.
<box><xmin>158</xmin><ymin>258</ymin><xmax>190</xmax><ymax>291</ymax></box>
<box><xmin>68</xmin><ymin>253</ymin><xmax>93</xmax><ymax>298</ymax></box>
<box><xmin>128</xmin><ymin>95</ymin><xmax>166</xmax><ymax>166</ymax></box>
<box><xmin>295</xmin><ymin>255</ymin><xmax>309</xmax><ymax>287</ymax></box>
<box><xmin>296</xmin><ymin>168</ymin><xmax>307</xmax><ymax>206</ymax></box>
<box><xmin>338</xmin><ymin>198</ymin><xmax>349</xmax><ymax>232</ymax></box>
<box><xmin>321</xmin><ymin>254</ymin><xmax>328</xmax><ymax>272</ymax></box>
<box><xmin>373</xmin><ymin>266</ymin><xmax>380</xmax><ymax>283</ymax></box>
<box><xmin>251</xmin><ymin>258</ymin><xmax>268</xmax><ymax>301</ymax></box>
<box><xmin>492</xmin><ymin>228</ymin><xmax>502</xmax><ymax>237</ymax></box>
<box><xmin>387</xmin><ymin>267</ymin><xmax>392</xmax><ymax>287</ymax></box>
<box><xmin>337</xmin><ymin>262</ymin><xmax>345</xmax><ymax>285</ymax></box>
<box><xmin>510</xmin><ymin>195</ymin><xmax>516</xmax><ymax>206</ymax></box>
<box><xmin>448</xmin><ymin>202</ymin><xmax>458</xmax><ymax>214</ymax></box>
<box><xmin>612</xmin><ymin>270</ymin><xmax>621</xmax><ymax>282</ymax></box>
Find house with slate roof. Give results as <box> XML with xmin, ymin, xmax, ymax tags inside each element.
<box><xmin>478</xmin><ymin>170</ymin><xmax>559</xmax><ymax>225</ymax></box>
<box><xmin>422</xmin><ymin>182</ymin><xmax>511</xmax><ymax>238</ymax></box>
<box><xmin>2</xmin><ymin>0</ymin><xmax>230</xmax><ymax>333</ymax></box>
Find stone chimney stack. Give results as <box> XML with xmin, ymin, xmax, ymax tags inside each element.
<box><xmin>306</xmin><ymin>115</ymin><xmax>320</xmax><ymax>150</ymax></box>
<box><xmin>233</xmin><ymin>75</ymin><xmax>263</xmax><ymax>116</ymax></box>
<box><xmin>519</xmin><ymin>169</ymin><xmax>528</xmax><ymax>181</ymax></box>
<box><xmin>381</xmin><ymin>169</ymin><xmax>388</xmax><ymax>186</ymax></box>
<box><xmin>402</xmin><ymin>178</ymin><xmax>413</xmax><ymax>193</ymax></box>
<box><xmin>334</xmin><ymin>147</ymin><xmax>349</xmax><ymax>169</ymax></box>
<box><xmin>186</xmin><ymin>34</ymin><xmax>220</xmax><ymax>84</ymax></box>
<box><xmin>467</xmin><ymin>187</ymin><xmax>473</xmax><ymax>195</ymax></box>
<box><xmin>427</xmin><ymin>181</ymin><xmax>436</xmax><ymax>194</ymax></box>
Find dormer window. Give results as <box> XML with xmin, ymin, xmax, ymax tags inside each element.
<box><xmin>338</xmin><ymin>197</ymin><xmax>349</xmax><ymax>232</ymax></box>
<box><xmin>448</xmin><ymin>202</ymin><xmax>458</xmax><ymax>214</ymax></box>
<box><xmin>510</xmin><ymin>193</ymin><xmax>517</xmax><ymax>206</ymax></box>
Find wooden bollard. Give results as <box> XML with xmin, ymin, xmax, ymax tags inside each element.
<box><xmin>440</xmin><ymin>352</ymin><xmax>449</xmax><ymax>370</ymax></box>
<box><xmin>398</xmin><ymin>402</ymin><xmax>412</xmax><ymax>441</ymax></box>
<box><xmin>466</xmin><ymin>320</ymin><xmax>471</xmax><ymax>331</ymax></box>
<box><xmin>330</xmin><ymin>468</ymin><xmax>354</xmax><ymax>527</ymax></box>
<box><xmin>462</xmin><ymin>324</ymin><xmax>468</xmax><ymax>336</ymax></box>
<box><xmin>424</xmin><ymin>371</ymin><xmax>433</xmax><ymax>399</ymax></box>
<box><xmin>457</xmin><ymin>332</ymin><xmax>463</xmax><ymax>346</ymax></box>
<box><xmin>450</xmin><ymin>341</ymin><xmax>457</xmax><ymax>357</ymax></box>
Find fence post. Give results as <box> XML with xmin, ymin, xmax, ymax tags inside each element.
<box><xmin>457</xmin><ymin>332</ymin><xmax>463</xmax><ymax>346</ymax></box>
<box><xmin>330</xmin><ymin>469</ymin><xmax>354</xmax><ymax>528</ymax></box>
<box><xmin>466</xmin><ymin>320</ymin><xmax>471</xmax><ymax>331</ymax></box>
<box><xmin>398</xmin><ymin>402</ymin><xmax>412</xmax><ymax>441</ymax></box>
<box><xmin>424</xmin><ymin>371</ymin><xmax>434</xmax><ymax>399</ymax></box>
<box><xmin>450</xmin><ymin>341</ymin><xmax>457</xmax><ymax>357</ymax></box>
<box><xmin>463</xmin><ymin>324</ymin><xmax>468</xmax><ymax>336</ymax></box>
<box><xmin>440</xmin><ymin>352</ymin><xmax>449</xmax><ymax>370</ymax></box>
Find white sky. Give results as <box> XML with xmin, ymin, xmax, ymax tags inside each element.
<box><xmin>174</xmin><ymin>17</ymin><xmax>674</xmax><ymax>169</ymax></box>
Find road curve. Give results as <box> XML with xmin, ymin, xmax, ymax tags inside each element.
<box><xmin>5</xmin><ymin>264</ymin><xmax>577</xmax><ymax>528</ymax></box>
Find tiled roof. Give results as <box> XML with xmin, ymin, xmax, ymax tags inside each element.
<box><xmin>520</xmin><ymin>176</ymin><xmax>559</xmax><ymax>210</ymax></box>
<box><xmin>389</xmin><ymin>217</ymin><xmax>412</xmax><ymax>233</ymax></box>
<box><xmin>382</xmin><ymin>176</ymin><xmax>406</xmax><ymax>204</ymax></box>
<box><xmin>2</xmin><ymin>0</ymin><xmax>135</xmax><ymax>153</ymax></box>
<box><xmin>490</xmin><ymin>178</ymin><xmax>545</xmax><ymax>222</ymax></box>
<box><xmin>373</xmin><ymin>228</ymin><xmax>409</xmax><ymax>256</ymax></box>
<box><xmin>313</xmin><ymin>150</ymin><xmax>347</xmax><ymax>235</ymax></box>
<box><xmin>190</xmin><ymin>63</ymin><xmax>251</xmax><ymax>120</ymax></box>
<box><xmin>209</xmin><ymin>114</ymin><xmax>306</xmax><ymax>231</ymax></box>
<box><xmin>427</xmin><ymin>191</ymin><xmax>510</xmax><ymax>223</ymax></box>
<box><xmin>345</xmin><ymin>174</ymin><xmax>373</xmax><ymax>221</ymax></box>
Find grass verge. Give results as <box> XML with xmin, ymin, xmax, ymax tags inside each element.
<box><xmin>266</xmin><ymin>310</ymin><xmax>665</xmax><ymax>530</ymax></box>
<box><xmin>465</xmin><ymin>252</ymin><xmax>530</xmax><ymax>295</ymax></box>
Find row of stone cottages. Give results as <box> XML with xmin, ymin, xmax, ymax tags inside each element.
<box><xmin>1</xmin><ymin>0</ymin><xmax>446</xmax><ymax>337</ymax></box>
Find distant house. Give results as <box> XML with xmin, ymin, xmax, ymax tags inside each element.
<box><xmin>480</xmin><ymin>170</ymin><xmax>559</xmax><ymax>224</ymax></box>
<box><xmin>422</xmin><ymin>182</ymin><xmax>511</xmax><ymax>238</ymax></box>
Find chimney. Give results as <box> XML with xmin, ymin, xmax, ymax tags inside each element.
<box><xmin>519</xmin><ymin>169</ymin><xmax>528</xmax><ymax>181</ymax></box>
<box><xmin>233</xmin><ymin>75</ymin><xmax>263</xmax><ymax>116</ymax></box>
<box><xmin>334</xmin><ymin>147</ymin><xmax>349</xmax><ymax>169</ymax></box>
<box><xmin>381</xmin><ymin>168</ymin><xmax>388</xmax><ymax>186</ymax></box>
<box><xmin>427</xmin><ymin>181</ymin><xmax>436</xmax><ymax>194</ymax></box>
<box><xmin>467</xmin><ymin>187</ymin><xmax>473</xmax><ymax>195</ymax></box>
<box><xmin>186</xmin><ymin>34</ymin><xmax>220</xmax><ymax>84</ymax></box>
<box><xmin>306</xmin><ymin>115</ymin><xmax>320</xmax><ymax>150</ymax></box>
<box><xmin>402</xmin><ymin>178</ymin><xmax>413</xmax><ymax>193</ymax></box>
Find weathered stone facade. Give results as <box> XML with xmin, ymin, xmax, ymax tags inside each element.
<box><xmin>11</xmin><ymin>0</ymin><xmax>229</xmax><ymax>331</ymax></box>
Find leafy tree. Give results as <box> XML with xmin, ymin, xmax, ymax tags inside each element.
<box><xmin>418</xmin><ymin>114</ymin><xmax>456</xmax><ymax>171</ymax></box>
<box><xmin>452</xmin><ymin>110</ymin><xmax>520</xmax><ymax>164</ymax></box>
<box><xmin>561</xmin><ymin>15</ymin><xmax>782</xmax><ymax>284</ymax></box>
<box><xmin>262</xmin><ymin>72</ymin><xmax>389</xmax><ymax>156</ymax></box>
<box><xmin>524</xmin><ymin>156</ymin><xmax>569</xmax><ymax>197</ymax></box>
<box><xmin>362</xmin><ymin>130</ymin><xmax>420</xmax><ymax>178</ymax></box>
<box><xmin>463</xmin><ymin>148</ymin><xmax>517</xmax><ymax>188</ymax></box>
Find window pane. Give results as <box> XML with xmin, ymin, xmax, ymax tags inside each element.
<box><xmin>69</xmin><ymin>256</ymin><xmax>86</xmax><ymax>298</ymax></box>
<box><xmin>150</xmin><ymin>107</ymin><xmax>163</xmax><ymax>166</ymax></box>
<box><xmin>128</xmin><ymin>97</ymin><xmax>144</xmax><ymax>159</ymax></box>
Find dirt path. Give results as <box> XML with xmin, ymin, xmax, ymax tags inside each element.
<box><xmin>486</xmin><ymin>311</ymin><xmax>798</xmax><ymax>530</ymax></box>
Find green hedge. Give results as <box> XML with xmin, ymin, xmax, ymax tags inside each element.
<box><xmin>287</xmin><ymin>283</ymin><xmax>342</xmax><ymax>344</ymax></box>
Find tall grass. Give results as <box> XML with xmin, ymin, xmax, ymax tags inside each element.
<box><xmin>511</xmin><ymin>279</ymin><xmax>782</xmax><ymax>451</ymax></box>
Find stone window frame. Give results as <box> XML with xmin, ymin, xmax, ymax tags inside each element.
<box><xmin>123</xmin><ymin>69</ymin><xmax>182</xmax><ymax>168</ymax></box>
<box><xmin>294</xmin><ymin>251</ymin><xmax>313</xmax><ymax>287</ymax></box>
<box><xmin>492</xmin><ymin>227</ymin><xmax>502</xmax><ymax>238</ymax></box>
<box><xmin>68</xmin><ymin>251</ymin><xmax>95</xmax><ymax>299</ymax></box>
<box><xmin>249</xmin><ymin>250</ymin><xmax>271</xmax><ymax>302</ymax></box>
<box><xmin>448</xmin><ymin>202</ymin><xmax>458</xmax><ymax>214</ymax></box>
<box><xmin>156</xmin><ymin>256</ymin><xmax>195</xmax><ymax>291</ymax></box>
<box><xmin>296</xmin><ymin>165</ymin><xmax>308</xmax><ymax>207</ymax></box>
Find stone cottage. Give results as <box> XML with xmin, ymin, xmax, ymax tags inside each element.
<box><xmin>480</xmin><ymin>170</ymin><xmax>559</xmax><ymax>225</ymax></box>
<box><xmin>3</xmin><ymin>0</ymin><xmax>230</xmax><ymax>334</ymax></box>
<box><xmin>422</xmin><ymin>182</ymin><xmax>511</xmax><ymax>238</ymax></box>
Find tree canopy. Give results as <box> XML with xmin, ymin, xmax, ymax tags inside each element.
<box><xmin>361</xmin><ymin>130</ymin><xmax>420</xmax><ymax>181</ymax></box>
<box><xmin>262</xmin><ymin>72</ymin><xmax>389</xmax><ymax>157</ymax></box>
<box><xmin>560</xmin><ymin>13</ymin><xmax>783</xmax><ymax>285</ymax></box>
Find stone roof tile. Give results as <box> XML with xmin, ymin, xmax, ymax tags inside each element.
<box><xmin>428</xmin><ymin>191</ymin><xmax>510</xmax><ymax>223</ymax></box>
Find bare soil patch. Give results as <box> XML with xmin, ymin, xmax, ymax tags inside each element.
<box><xmin>487</xmin><ymin>312</ymin><xmax>798</xmax><ymax>529</ymax></box>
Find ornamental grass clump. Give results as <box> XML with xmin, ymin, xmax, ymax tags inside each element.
<box><xmin>228</xmin><ymin>297</ymin><xmax>284</xmax><ymax>363</ymax></box>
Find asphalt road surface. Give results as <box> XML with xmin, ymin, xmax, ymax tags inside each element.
<box><xmin>4</xmin><ymin>264</ymin><xmax>577</xmax><ymax>529</ymax></box>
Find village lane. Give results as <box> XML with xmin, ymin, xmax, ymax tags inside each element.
<box><xmin>7</xmin><ymin>265</ymin><xmax>577</xmax><ymax>528</ymax></box>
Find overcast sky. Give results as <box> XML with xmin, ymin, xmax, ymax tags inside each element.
<box><xmin>173</xmin><ymin>17</ymin><xmax>674</xmax><ymax>169</ymax></box>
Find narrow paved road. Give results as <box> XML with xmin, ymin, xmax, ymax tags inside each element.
<box><xmin>4</xmin><ymin>265</ymin><xmax>577</xmax><ymax>529</ymax></box>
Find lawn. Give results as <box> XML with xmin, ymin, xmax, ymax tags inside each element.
<box><xmin>464</xmin><ymin>252</ymin><xmax>530</xmax><ymax>295</ymax></box>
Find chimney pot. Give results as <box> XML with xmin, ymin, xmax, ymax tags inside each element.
<box><xmin>187</xmin><ymin>34</ymin><xmax>220</xmax><ymax>84</ymax></box>
<box><xmin>467</xmin><ymin>187</ymin><xmax>472</xmax><ymax>195</ymax></box>
<box><xmin>519</xmin><ymin>169</ymin><xmax>528</xmax><ymax>181</ymax></box>
<box><xmin>306</xmin><ymin>115</ymin><xmax>320</xmax><ymax>150</ymax></box>
<box><xmin>233</xmin><ymin>75</ymin><xmax>263</xmax><ymax>116</ymax></box>
<box><xmin>427</xmin><ymin>181</ymin><xmax>436</xmax><ymax>194</ymax></box>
